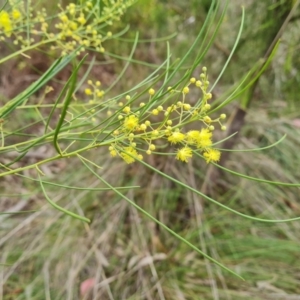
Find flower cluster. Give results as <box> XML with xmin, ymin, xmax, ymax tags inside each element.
<box><xmin>0</xmin><ymin>8</ymin><xmax>22</xmax><ymax>37</ymax></box>
<box><xmin>0</xmin><ymin>0</ymin><xmax>135</xmax><ymax>55</ymax></box>
<box><xmin>84</xmin><ymin>80</ymin><xmax>105</xmax><ymax>99</ymax></box>
<box><xmin>102</xmin><ymin>67</ymin><xmax>227</xmax><ymax>165</ymax></box>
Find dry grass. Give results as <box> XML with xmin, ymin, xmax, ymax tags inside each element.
<box><xmin>1</xmin><ymin>108</ymin><xmax>300</xmax><ymax>299</ymax></box>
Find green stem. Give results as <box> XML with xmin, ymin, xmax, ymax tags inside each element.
<box><xmin>0</xmin><ymin>39</ymin><xmax>55</xmax><ymax>65</ymax></box>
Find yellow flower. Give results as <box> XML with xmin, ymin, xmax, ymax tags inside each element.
<box><xmin>186</xmin><ymin>128</ymin><xmax>212</xmax><ymax>148</ymax></box>
<box><xmin>197</xmin><ymin>138</ymin><xmax>212</xmax><ymax>148</ymax></box>
<box><xmin>203</xmin><ymin>148</ymin><xmax>221</xmax><ymax>163</ymax></box>
<box><xmin>120</xmin><ymin>147</ymin><xmax>141</xmax><ymax>164</ymax></box>
<box><xmin>168</xmin><ymin>131</ymin><xmax>185</xmax><ymax>144</ymax></box>
<box><xmin>123</xmin><ymin>115</ymin><xmax>139</xmax><ymax>131</ymax></box>
<box><xmin>0</xmin><ymin>11</ymin><xmax>12</xmax><ymax>36</ymax></box>
<box><xmin>186</xmin><ymin>130</ymin><xmax>201</xmax><ymax>145</ymax></box>
<box><xmin>69</xmin><ymin>21</ymin><xmax>78</xmax><ymax>30</ymax></box>
<box><xmin>176</xmin><ymin>147</ymin><xmax>193</xmax><ymax>163</ymax></box>
<box><xmin>77</xmin><ymin>14</ymin><xmax>86</xmax><ymax>25</ymax></box>
<box><xmin>110</xmin><ymin>149</ymin><xmax>117</xmax><ymax>157</ymax></box>
<box><xmin>182</xmin><ymin>86</ymin><xmax>189</xmax><ymax>94</ymax></box>
<box><xmin>85</xmin><ymin>88</ymin><xmax>92</xmax><ymax>95</ymax></box>
<box><xmin>12</xmin><ymin>9</ymin><xmax>21</xmax><ymax>20</ymax></box>
<box><xmin>148</xmin><ymin>88</ymin><xmax>155</xmax><ymax>95</ymax></box>
<box><xmin>197</xmin><ymin>128</ymin><xmax>213</xmax><ymax>148</ymax></box>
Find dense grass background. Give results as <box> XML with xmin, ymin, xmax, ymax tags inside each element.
<box><xmin>1</xmin><ymin>0</ymin><xmax>300</xmax><ymax>299</ymax></box>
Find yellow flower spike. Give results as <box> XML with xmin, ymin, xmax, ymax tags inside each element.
<box><xmin>168</xmin><ymin>132</ymin><xmax>185</xmax><ymax>144</ymax></box>
<box><xmin>190</xmin><ymin>77</ymin><xmax>196</xmax><ymax>83</ymax></box>
<box><xmin>176</xmin><ymin>147</ymin><xmax>193</xmax><ymax>163</ymax></box>
<box><xmin>203</xmin><ymin>148</ymin><xmax>221</xmax><ymax>163</ymax></box>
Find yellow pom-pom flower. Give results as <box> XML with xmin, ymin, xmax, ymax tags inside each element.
<box><xmin>123</xmin><ymin>115</ymin><xmax>139</xmax><ymax>131</ymax></box>
<box><xmin>186</xmin><ymin>130</ymin><xmax>201</xmax><ymax>145</ymax></box>
<box><xmin>0</xmin><ymin>11</ymin><xmax>12</xmax><ymax>36</ymax></box>
<box><xmin>187</xmin><ymin>129</ymin><xmax>212</xmax><ymax>148</ymax></box>
<box><xmin>176</xmin><ymin>147</ymin><xmax>193</xmax><ymax>162</ymax></box>
<box><xmin>203</xmin><ymin>148</ymin><xmax>221</xmax><ymax>163</ymax></box>
<box><xmin>120</xmin><ymin>147</ymin><xmax>141</xmax><ymax>164</ymax></box>
<box><xmin>168</xmin><ymin>132</ymin><xmax>185</xmax><ymax>144</ymax></box>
